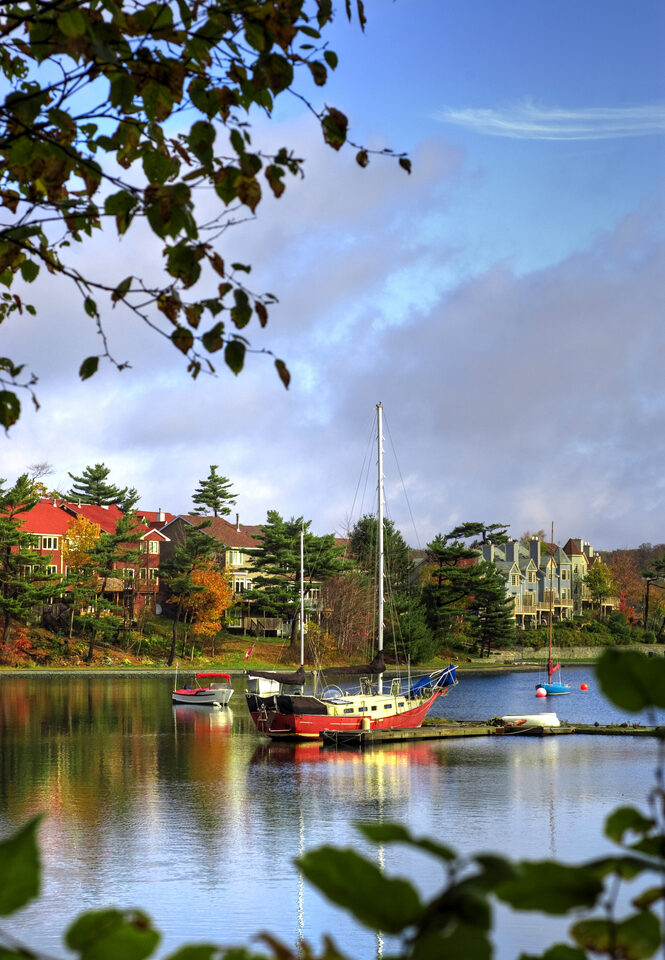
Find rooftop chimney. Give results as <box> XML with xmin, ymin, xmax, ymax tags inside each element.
<box><xmin>158</xmin><ymin>508</ymin><xmax>165</xmax><ymax>522</ymax></box>
<box><xmin>236</xmin><ymin>512</ymin><xmax>240</xmax><ymax>532</ymax></box>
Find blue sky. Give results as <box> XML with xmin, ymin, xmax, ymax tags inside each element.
<box><xmin>2</xmin><ymin>0</ymin><xmax>664</xmax><ymax>551</ymax></box>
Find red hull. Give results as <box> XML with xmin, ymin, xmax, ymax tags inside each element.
<box><xmin>249</xmin><ymin>690</ymin><xmax>445</xmax><ymax>740</ymax></box>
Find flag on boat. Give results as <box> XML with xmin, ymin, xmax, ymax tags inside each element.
<box><xmin>244</xmin><ymin>644</ymin><xmax>255</xmax><ymax>661</ymax></box>
<box><xmin>551</xmin><ymin>662</ymin><xmax>561</xmax><ymax>675</ymax></box>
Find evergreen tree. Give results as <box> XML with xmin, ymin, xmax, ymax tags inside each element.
<box><xmin>584</xmin><ymin>561</ymin><xmax>616</xmax><ymax>615</ymax></box>
<box><xmin>246</xmin><ymin>511</ymin><xmax>347</xmax><ymax>657</ymax></box>
<box><xmin>160</xmin><ymin>525</ymin><xmax>221</xmax><ymax>666</ymax></box>
<box><xmin>67</xmin><ymin>463</ymin><xmax>139</xmax><ymax>512</ymax></box>
<box><xmin>0</xmin><ymin>475</ymin><xmax>64</xmax><ymax>647</ymax></box>
<box><xmin>191</xmin><ymin>466</ymin><xmax>236</xmax><ymax>517</ymax></box>
<box><xmin>348</xmin><ymin>514</ymin><xmax>435</xmax><ymax>664</ymax></box>
<box><xmin>467</xmin><ymin>560</ymin><xmax>516</xmax><ymax>657</ymax></box>
<box><xmin>83</xmin><ymin>514</ymin><xmax>143</xmax><ymax>662</ymax></box>
<box><xmin>423</xmin><ymin>522</ymin><xmax>510</xmax><ymax>646</ymax></box>
<box><xmin>348</xmin><ymin>515</ymin><xmax>414</xmax><ymax>591</ymax></box>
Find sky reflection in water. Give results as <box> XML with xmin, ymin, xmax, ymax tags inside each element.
<box><xmin>0</xmin><ymin>670</ymin><xmax>661</xmax><ymax>959</ymax></box>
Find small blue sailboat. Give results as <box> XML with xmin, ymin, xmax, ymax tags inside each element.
<box><xmin>536</xmin><ymin>523</ymin><xmax>571</xmax><ymax>697</ymax></box>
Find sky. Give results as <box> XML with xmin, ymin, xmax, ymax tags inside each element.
<box><xmin>2</xmin><ymin>0</ymin><xmax>664</xmax><ymax>551</ymax></box>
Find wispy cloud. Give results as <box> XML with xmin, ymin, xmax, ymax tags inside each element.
<box><xmin>435</xmin><ymin>101</ymin><xmax>665</xmax><ymax>140</ymax></box>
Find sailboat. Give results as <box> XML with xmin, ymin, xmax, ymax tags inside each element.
<box><xmin>245</xmin><ymin>403</ymin><xmax>458</xmax><ymax>740</ymax></box>
<box><xmin>536</xmin><ymin>524</ymin><xmax>570</xmax><ymax>697</ymax></box>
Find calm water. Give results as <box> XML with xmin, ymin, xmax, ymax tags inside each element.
<box><xmin>0</xmin><ymin>667</ymin><xmax>662</xmax><ymax>960</ymax></box>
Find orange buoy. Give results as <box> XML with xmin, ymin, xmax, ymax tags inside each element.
<box><xmin>536</xmin><ymin>687</ymin><xmax>547</xmax><ymax>698</ymax></box>
<box><xmin>580</xmin><ymin>682</ymin><xmax>589</xmax><ymax>691</ymax></box>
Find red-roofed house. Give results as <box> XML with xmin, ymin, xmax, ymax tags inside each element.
<box><xmin>14</xmin><ymin>499</ymin><xmax>74</xmax><ymax>574</ymax></box>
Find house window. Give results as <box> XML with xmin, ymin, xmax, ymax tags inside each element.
<box><xmin>148</xmin><ymin>569</ymin><xmax>159</xmax><ymax>580</ymax></box>
<box><xmin>511</xmin><ymin>574</ymin><xmax>520</xmax><ymax>586</ymax></box>
<box><xmin>124</xmin><ymin>568</ymin><xmax>135</xmax><ymax>579</ymax></box>
<box><xmin>235</xmin><ymin>580</ymin><xmax>244</xmax><ymax>593</ymax></box>
<box><xmin>138</xmin><ymin>568</ymin><xmax>147</xmax><ymax>579</ymax></box>
<box><xmin>42</xmin><ymin>536</ymin><xmax>58</xmax><ymax>550</ymax></box>
<box><xmin>227</xmin><ymin>550</ymin><xmax>243</xmax><ymax>566</ymax></box>
<box><xmin>528</xmin><ymin>571</ymin><xmax>537</xmax><ymax>583</ymax></box>
<box><xmin>139</xmin><ymin>542</ymin><xmax>147</xmax><ymax>553</ymax></box>
<box><xmin>148</xmin><ymin>541</ymin><xmax>159</xmax><ymax>554</ymax></box>
<box><xmin>561</xmin><ymin>569</ymin><xmax>570</xmax><ymax>580</ymax></box>
<box><xmin>46</xmin><ymin>565</ymin><xmax>58</xmax><ymax>575</ymax></box>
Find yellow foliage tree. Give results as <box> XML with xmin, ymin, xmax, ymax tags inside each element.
<box><xmin>62</xmin><ymin>516</ymin><xmax>101</xmax><ymax>571</ymax></box>
<box><xmin>188</xmin><ymin>564</ymin><xmax>234</xmax><ymax>640</ymax></box>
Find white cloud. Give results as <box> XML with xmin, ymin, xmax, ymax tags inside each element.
<box><xmin>435</xmin><ymin>101</ymin><xmax>665</xmax><ymax>140</ymax></box>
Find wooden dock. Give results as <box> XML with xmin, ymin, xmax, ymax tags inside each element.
<box><xmin>320</xmin><ymin>720</ymin><xmax>664</xmax><ymax>747</ymax></box>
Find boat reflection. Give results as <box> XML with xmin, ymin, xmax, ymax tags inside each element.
<box><xmin>249</xmin><ymin>738</ymin><xmax>440</xmax><ymax>767</ymax></box>
<box><xmin>172</xmin><ymin>704</ymin><xmax>233</xmax><ymax>732</ymax></box>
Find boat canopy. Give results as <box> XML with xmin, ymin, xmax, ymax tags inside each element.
<box><xmin>246</xmin><ymin>665</ymin><xmax>307</xmax><ymax>686</ymax></box>
<box><xmin>196</xmin><ymin>673</ymin><xmax>232</xmax><ymax>682</ymax></box>
<box><xmin>319</xmin><ymin>651</ymin><xmax>386</xmax><ymax>679</ymax></box>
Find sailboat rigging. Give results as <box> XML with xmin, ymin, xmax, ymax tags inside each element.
<box><xmin>245</xmin><ymin>403</ymin><xmax>458</xmax><ymax>740</ymax></box>
<box><xmin>536</xmin><ymin>523</ymin><xmax>571</xmax><ymax>697</ymax></box>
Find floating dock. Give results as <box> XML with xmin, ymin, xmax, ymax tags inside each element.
<box><xmin>320</xmin><ymin>719</ymin><xmax>664</xmax><ymax>747</ymax></box>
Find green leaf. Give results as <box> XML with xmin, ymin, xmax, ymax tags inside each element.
<box><xmin>20</xmin><ymin>260</ymin><xmax>40</xmax><ymax>283</ymax></box>
<box><xmin>165</xmin><ymin>948</ymin><xmax>221</xmax><ymax>960</ymax></box>
<box><xmin>632</xmin><ymin>886</ymin><xmax>665</xmax><ymax>910</ymax></box>
<box><xmin>308</xmin><ymin>61</ymin><xmax>327</xmax><ymax>86</ymax></box>
<box><xmin>65</xmin><ymin>908</ymin><xmax>160</xmax><ymax>960</ymax></box>
<box><xmin>356</xmin><ymin>822</ymin><xmax>456</xmax><ymax>862</ymax></box>
<box><xmin>104</xmin><ymin>191</ymin><xmax>138</xmax><ymax>234</ymax></box>
<box><xmin>142</xmin><ymin>151</ymin><xmax>175</xmax><ymax>185</ymax></box>
<box><xmin>597</xmin><ymin>648</ymin><xmax>665</xmax><ymax>711</ymax></box>
<box><xmin>84</xmin><ymin>297</ymin><xmax>98</xmax><ymax>318</ymax></box>
<box><xmin>109</xmin><ymin>74</ymin><xmax>135</xmax><ymax>111</ymax></box>
<box><xmin>410</xmin><ymin>926</ymin><xmax>491</xmax><ymax>960</ymax></box>
<box><xmin>79</xmin><ymin>356</ymin><xmax>99</xmax><ymax>381</ymax></box>
<box><xmin>230</xmin><ymin>289</ymin><xmax>251</xmax><ymax>328</ymax></box>
<box><xmin>224</xmin><ymin>339</ymin><xmax>245</xmax><ymax>375</ymax></box>
<box><xmin>111</xmin><ymin>276</ymin><xmax>133</xmax><ymax>304</ymax></box>
<box><xmin>57</xmin><ymin>9</ymin><xmax>88</xmax><ymax>36</ymax></box>
<box><xmin>298</xmin><ymin>846</ymin><xmax>422</xmax><ymax>934</ymax></box>
<box><xmin>275</xmin><ymin>358</ymin><xmax>290</xmax><ymax>388</ymax></box>
<box><xmin>605</xmin><ymin>807</ymin><xmax>655</xmax><ymax>844</ymax></box>
<box><xmin>202</xmin><ymin>323</ymin><xmax>225</xmax><ymax>353</ymax></box>
<box><xmin>0</xmin><ymin>391</ymin><xmax>21</xmax><ymax>433</ymax></box>
<box><xmin>188</xmin><ymin>121</ymin><xmax>216</xmax><ymax>168</ymax></box>
<box><xmin>0</xmin><ymin>817</ymin><xmax>41</xmax><ymax>915</ymax></box>
<box><xmin>496</xmin><ymin>861</ymin><xmax>603</xmax><ymax>915</ymax></box>
<box><xmin>519</xmin><ymin>946</ymin><xmax>587</xmax><ymax>960</ymax></box>
<box><xmin>321</xmin><ymin>108</ymin><xmax>348</xmax><ymax>150</ymax></box>
<box><xmin>171</xmin><ymin>328</ymin><xmax>194</xmax><ymax>354</ymax></box>
<box><xmin>324</xmin><ymin>50</ymin><xmax>339</xmax><ymax>70</ymax></box>
<box><xmin>587</xmin><ymin>854</ymin><xmax>653</xmax><ymax>880</ymax></box>
<box><xmin>572</xmin><ymin>911</ymin><xmax>660</xmax><ymax>960</ymax></box>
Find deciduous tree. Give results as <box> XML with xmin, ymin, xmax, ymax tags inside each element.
<box><xmin>0</xmin><ymin>0</ymin><xmax>408</xmax><ymax>430</ymax></box>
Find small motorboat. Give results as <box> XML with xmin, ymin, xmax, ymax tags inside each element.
<box><xmin>172</xmin><ymin>673</ymin><xmax>234</xmax><ymax>706</ymax></box>
<box><xmin>501</xmin><ymin>713</ymin><xmax>561</xmax><ymax>728</ymax></box>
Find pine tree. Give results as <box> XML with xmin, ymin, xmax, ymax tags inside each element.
<box><xmin>83</xmin><ymin>514</ymin><xmax>143</xmax><ymax>662</ymax></box>
<box><xmin>423</xmin><ymin>522</ymin><xmax>510</xmax><ymax>646</ymax></box>
<box><xmin>0</xmin><ymin>475</ymin><xmax>64</xmax><ymax>647</ymax></box>
<box><xmin>246</xmin><ymin>511</ymin><xmax>347</xmax><ymax>657</ymax></box>
<box><xmin>349</xmin><ymin>515</ymin><xmax>414</xmax><ymax>591</ymax></box>
<box><xmin>191</xmin><ymin>466</ymin><xmax>236</xmax><ymax>517</ymax></box>
<box><xmin>467</xmin><ymin>561</ymin><xmax>516</xmax><ymax>657</ymax></box>
<box><xmin>67</xmin><ymin>463</ymin><xmax>139</xmax><ymax>512</ymax></box>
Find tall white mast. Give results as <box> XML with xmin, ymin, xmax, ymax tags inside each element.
<box><xmin>377</xmin><ymin>402</ymin><xmax>384</xmax><ymax>695</ymax></box>
<box><xmin>300</xmin><ymin>523</ymin><xmax>305</xmax><ymax>667</ymax></box>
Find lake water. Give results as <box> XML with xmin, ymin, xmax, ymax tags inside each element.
<box><xmin>1</xmin><ymin>665</ymin><xmax>662</xmax><ymax>960</ymax></box>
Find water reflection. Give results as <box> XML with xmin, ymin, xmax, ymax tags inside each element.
<box><xmin>0</xmin><ymin>673</ymin><xmax>662</xmax><ymax>960</ymax></box>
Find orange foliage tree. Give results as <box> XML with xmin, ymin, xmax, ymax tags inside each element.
<box><xmin>170</xmin><ymin>562</ymin><xmax>234</xmax><ymax>656</ymax></box>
